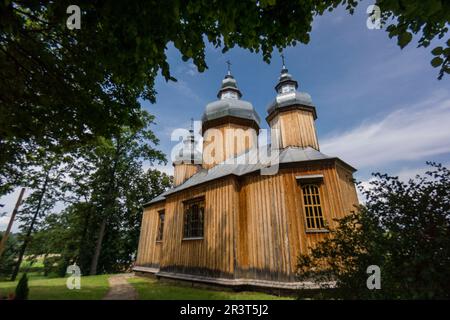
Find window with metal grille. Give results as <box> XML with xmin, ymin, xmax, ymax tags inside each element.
<box><xmin>302</xmin><ymin>185</ymin><xmax>326</xmax><ymax>230</ymax></box>
<box><xmin>183</xmin><ymin>198</ymin><xmax>204</xmax><ymax>239</ymax></box>
<box><xmin>156</xmin><ymin>210</ymin><xmax>165</xmax><ymax>241</ymax></box>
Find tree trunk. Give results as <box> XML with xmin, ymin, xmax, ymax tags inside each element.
<box><xmin>77</xmin><ymin>206</ymin><xmax>91</xmax><ymax>267</ymax></box>
<box><xmin>11</xmin><ymin>174</ymin><xmax>49</xmax><ymax>281</ymax></box>
<box><xmin>89</xmin><ymin>217</ymin><xmax>106</xmax><ymax>275</ymax></box>
<box><xmin>88</xmin><ymin>139</ymin><xmax>121</xmax><ymax>275</ymax></box>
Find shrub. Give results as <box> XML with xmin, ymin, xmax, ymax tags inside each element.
<box><xmin>15</xmin><ymin>273</ymin><xmax>29</xmax><ymax>300</ymax></box>
<box><xmin>297</xmin><ymin>162</ymin><xmax>450</xmax><ymax>299</ymax></box>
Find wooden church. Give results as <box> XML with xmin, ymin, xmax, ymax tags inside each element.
<box><xmin>134</xmin><ymin>61</ymin><xmax>358</xmax><ymax>290</ymax></box>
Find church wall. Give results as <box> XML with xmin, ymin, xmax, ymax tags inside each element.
<box><xmin>269</xmin><ymin>109</ymin><xmax>319</xmax><ymax>150</ymax></box>
<box><xmin>173</xmin><ymin>163</ymin><xmax>200</xmax><ymax>186</ymax></box>
<box><xmin>235</xmin><ymin>171</ymin><xmax>293</xmax><ymax>281</ymax></box>
<box><xmin>135</xmin><ymin>160</ymin><xmax>358</xmax><ymax>284</ymax></box>
<box><xmin>158</xmin><ymin>176</ymin><xmax>239</xmax><ymax>278</ymax></box>
<box><xmin>202</xmin><ymin>123</ymin><xmax>258</xmax><ymax>170</ymax></box>
<box><xmin>236</xmin><ymin>161</ymin><xmax>357</xmax><ymax>281</ymax></box>
<box><xmin>135</xmin><ymin>201</ymin><xmax>165</xmax><ymax>268</ymax></box>
<box><xmin>336</xmin><ymin>162</ymin><xmax>360</xmax><ymax>215</ymax></box>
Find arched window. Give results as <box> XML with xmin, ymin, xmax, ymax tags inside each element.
<box><xmin>302</xmin><ymin>185</ymin><xmax>326</xmax><ymax>230</ymax></box>
<box><xmin>183</xmin><ymin>198</ymin><xmax>205</xmax><ymax>239</ymax></box>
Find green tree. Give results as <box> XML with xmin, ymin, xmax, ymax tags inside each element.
<box><xmin>29</xmin><ymin>169</ymin><xmax>171</xmax><ymax>275</ymax></box>
<box><xmin>23</xmin><ymin>110</ymin><xmax>170</xmax><ymax>275</ymax></box>
<box><xmin>85</xmin><ymin>111</ymin><xmax>166</xmax><ymax>274</ymax></box>
<box><xmin>99</xmin><ymin>168</ymin><xmax>173</xmax><ymax>272</ymax></box>
<box><xmin>1</xmin><ymin>0</ymin><xmax>448</xmax><ymax>196</ymax></box>
<box><xmin>25</xmin><ymin>203</ymin><xmax>97</xmax><ymax>276</ymax></box>
<box><xmin>0</xmin><ymin>231</ymin><xmax>19</xmax><ymax>280</ymax></box>
<box><xmin>14</xmin><ymin>273</ymin><xmax>29</xmax><ymax>300</ymax></box>
<box><xmin>11</xmin><ymin>150</ymin><xmax>73</xmax><ymax>280</ymax></box>
<box><xmin>297</xmin><ymin>162</ymin><xmax>450</xmax><ymax>299</ymax></box>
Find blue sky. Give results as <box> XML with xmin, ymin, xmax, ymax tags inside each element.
<box><xmin>142</xmin><ymin>2</ymin><xmax>450</xmax><ymax>184</ymax></box>
<box><xmin>1</xmin><ymin>1</ymin><xmax>449</xmax><ymax>230</ymax></box>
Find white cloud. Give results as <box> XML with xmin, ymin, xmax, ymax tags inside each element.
<box><xmin>0</xmin><ymin>215</ymin><xmax>12</xmax><ymax>231</ymax></box>
<box><xmin>394</xmin><ymin>166</ymin><xmax>435</xmax><ymax>182</ymax></box>
<box><xmin>356</xmin><ymin>177</ymin><xmax>376</xmax><ymax>204</ymax></box>
<box><xmin>356</xmin><ymin>160</ymin><xmax>450</xmax><ymax>204</ymax></box>
<box><xmin>0</xmin><ymin>188</ymin><xmax>30</xmax><ymax>232</ymax></box>
<box><xmin>177</xmin><ymin>62</ymin><xmax>199</xmax><ymax>77</ymax></box>
<box><xmin>321</xmin><ymin>91</ymin><xmax>450</xmax><ymax>169</ymax></box>
<box><xmin>167</xmin><ymin>79</ymin><xmax>205</xmax><ymax>104</ymax></box>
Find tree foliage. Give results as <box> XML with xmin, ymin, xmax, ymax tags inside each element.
<box><xmin>0</xmin><ymin>232</ymin><xmax>19</xmax><ymax>280</ymax></box>
<box><xmin>10</xmin><ymin>149</ymin><xmax>73</xmax><ymax>280</ymax></box>
<box><xmin>23</xmin><ymin>111</ymin><xmax>171</xmax><ymax>275</ymax></box>
<box><xmin>14</xmin><ymin>273</ymin><xmax>29</xmax><ymax>300</ymax></box>
<box><xmin>1</xmin><ymin>0</ymin><xmax>449</xmax><ymax>282</ymax></box>
<box><xmin>1</xmin><ymin>1</ymin><xmax>448</xmax><ymax>196</ymax></box>
<box><xmin>28</xmin><ymin>169</ymin><xmax>172</xmax><ymax>275</ymax></box>
<box><xmin>297</xmin><ymin>162</ymin><xmax>450</xmax><ymax>299</ymax></box>
<box><xmin>375</xmin><ymin>0</ymin><xmax>450</xmax><ymax>80</ymax></box>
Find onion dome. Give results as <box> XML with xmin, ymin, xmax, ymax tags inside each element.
<box><xmin>202</xmin><ymin>63</ymin><xmax>260</xmax><ymax>131</ymax></box>
<box><xmin>216</xmin><ymin>71</ymin><xmax>242</xmax><ymax>100</ymax></box>
<box><xmin>173</xmin><ymin>128</ymin><xmax>202</xmax><ymax>165</ymax></box>
<box><xmin>267</xmin><ymin>58</ymin><xmax>316</xmax><ymax>119</ymax></box>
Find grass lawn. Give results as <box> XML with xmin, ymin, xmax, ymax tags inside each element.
<box><xmin>0</xmin><ymin>274</ymin><xmax>110</xmax><ymax>300</ymax></box>
<box><xmin>1</xmin><ymin>272</ymin><xmax>293</xmax><ymax>300</ymax></box>
<box><xmin>128</xmin><ymin>276</ymin><xmax>293</xmax><ymax>300</ymax></box>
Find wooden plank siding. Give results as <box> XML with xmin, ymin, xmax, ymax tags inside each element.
<box><xmin>135</xmin><ymin>159</ymin><xmax>358</xmax><ymax>284</ymax></box>
<box><xmin>135</xmin><ymin>202</ymin><xmax>165</xmax><ymax>268</ymax></box>
<box><xmin>235</xmin><ymin>161</ymin><xmax>355</xmax><ymax>281</ymax></box>
<box><xmin>336</xmin><ymin>163</ymin><xmax>360</xmax><ymax>215</ymax></box>
<box><xmin>173</xmin><ymin>163</ymin><xmax>199</xmax><ymax>186</ymax></box>
<box><xmin>202</xmin><ymin>123</ymin><xmax>258</xmax><ymax>170</ymax></box>
<box><xmin>269</xmin><ymin>109</ymin><xmax>319</xmax><ymax>150</ymax></box>
<box><xmin>158</xmin><ymin>176</ymin><xmax>238</xmax><ymax>278</ymax></box>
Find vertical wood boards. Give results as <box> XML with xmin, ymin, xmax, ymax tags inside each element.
<box><xmin>135</xmin><ymin>160</ymin><xmax>358</xmax><ymax>282</ymax></box>
<box><xmin>173</xmin><ymin>164</ymin><xmax>200</xmax><ymax>186</ymax></box>
<box><xmin>269</xmin><ymin>109</ymin><xmax>319</xmax><ymax>150</ymax></box>
<box><xmin>202</xmin><ymin>123</ymin><xmax>258</xmax><ymax>170</ymax></box>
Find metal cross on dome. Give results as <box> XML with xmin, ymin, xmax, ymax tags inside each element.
<box><xmin>281</xmin><ymin>53</ymin><xmax>286</xmax><ymax>69</ymax></box>
<box><xmin>190</xmin><ymin>117</ymin><xmax>194</xmax><ymax>132</ymax></box>
<box><xmin>226</xmin><ymin>60</ymin><xmax>232</xmax><ymax>75</ymax></box>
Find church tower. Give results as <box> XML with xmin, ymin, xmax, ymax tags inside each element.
<box><xmin>267</xmin><ymin>58</ymin><xmax>319</xmax><ymax>150</ymax></box>
<box><xmin>172</xmin><ymin>126</ymin><xmax>202</xmax><ymax>186</ymax></box>
<box><xmin>136</xmin><ymin>63</ymin><xmax>359</xmax><ymax>290</ymax></box>
<box><xmin>201</xmin><ymin>64</ymin><xmax>260</xmax><ymax>169</ymax></box>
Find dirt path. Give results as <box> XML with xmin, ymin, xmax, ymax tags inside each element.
<box><xmin>103</xmin><ymin>273</ymin><xmax>138</xmax><ymax>300</ymax></box>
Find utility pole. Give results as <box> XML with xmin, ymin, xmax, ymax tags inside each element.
<box><xmin>0</xmin><ymin>188</ymin><xmax>26</xmax><ymax>259</ymax></box>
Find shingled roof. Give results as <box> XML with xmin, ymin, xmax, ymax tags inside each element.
<box><xmin>144</xmin><ymin>146</ymin><xmax>356</xmax><ymax>206</ymax></box>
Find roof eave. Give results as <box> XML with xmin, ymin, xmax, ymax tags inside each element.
<box><xmin>143</xmin><ymin>198</ymin><xmax>166</xmax><ymax>208</ymax></box>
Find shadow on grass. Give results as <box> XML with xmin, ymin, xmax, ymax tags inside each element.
<box><xmin>128</xmin><ymin>276</ymin><xmax>292</xmax><ymax>300</ymax></box>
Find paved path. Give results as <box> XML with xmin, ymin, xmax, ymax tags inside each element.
<box><xmin>103</xmin><ymin>273</ymin><xmax>138</xmax><ymax>300</ymax></box>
